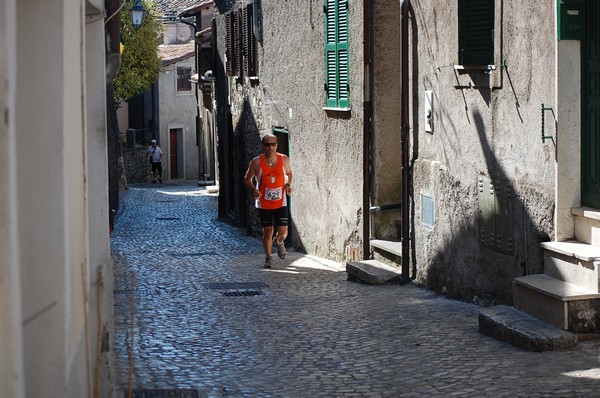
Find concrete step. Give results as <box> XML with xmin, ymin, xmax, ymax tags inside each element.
<box><xmin>370</xmin><ymin>239</ymin><xmax>402</xmax><ymax>257</ymax></box>
<box><xmin>346</xmin><ymin>259</ymin><xmax>402</xmax><ymax>285</ymax></box>
<box><xmin>513</xmin><ymin>274</ymin><xmax>600</xmax><ymax>332</ymax></box>
<box><xmin>478</xmin><ymin>305</ymin><xmax>577</xmax><ymax>351</ymax></box>
<box><xmin>572</xmin><ymin>207</ymin><xmax>600</xmax><ymax>246</ymax></box>
<box><xmin>541</xmin><ymin>240</ymin><xmax>600</xmax><ymax>292</ymax></box>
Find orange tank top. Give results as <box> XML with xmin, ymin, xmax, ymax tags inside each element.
<box><xmin>257</xmin><ymin>153</ymin><xmax>287</xmax><ymax>209</ymax></box>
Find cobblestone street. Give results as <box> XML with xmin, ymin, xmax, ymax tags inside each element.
<box><xmin>111</xmin><ymin>182</ymin><xmax>600</xmax><ymax>397</ymax></box>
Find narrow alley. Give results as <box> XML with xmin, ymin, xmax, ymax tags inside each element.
<box><xmin>111</xmin><ymin>182</ymin><xmax>600</xmax><ymax>398</ymax></box>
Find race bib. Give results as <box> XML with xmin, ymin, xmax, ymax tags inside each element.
<box><xmin>264</xmin><ymin>187</ymin><xmax>282</xmax><ymax>201</ymax></box>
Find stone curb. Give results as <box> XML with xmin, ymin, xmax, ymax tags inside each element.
<box><xmin>478</xmin><ymin>305</ymin><xmax>577</xmax><ymax>352</ymax></box>
<box><xmin>346</xmin><ymin>260</ymin><xmax>402</xmax><ymax>285</ymax></box>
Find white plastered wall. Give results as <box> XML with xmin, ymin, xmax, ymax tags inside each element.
<box><xmin>555</xmin><ymin>40</ymin><xmax>581</xmax><ymax>241</ymax></box>
<box><xmin>0</xmin><ymin>0</ymin><xmax>25</xmax><ymax>396</ymax></box>
<box><xmin>85</xmin><ymin>1</ymin><xmax>115</xmax><ymax>396</ymax></box>
<box><xmin>11</xmin><ymin>0</ymin><xmax>111</xmax><ymax>396</ymax></box>
<box><xmin>1</xmin><ymin>1</ymin><xmax>114</xmax><ymax>396</ymax></box>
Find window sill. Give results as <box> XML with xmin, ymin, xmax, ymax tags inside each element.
<box><xmin>322</xmin><ymin>106</ymin><xmax>351</xmax><ymax>112</ymax></box>
<box><xmin>454</xmin><ymin>64</ymin><xmax>496</xmax><ymax>71</ymax></box>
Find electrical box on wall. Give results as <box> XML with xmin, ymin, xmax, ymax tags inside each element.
<box><xmin>558</xmin><ymin>1</ymin><xmax>585</xmax><ymax>40</ymax></box>
<box><xmin>478</xmin><ymin>177</ymin><xmax>514</xmax><ymax>255</ymax></box>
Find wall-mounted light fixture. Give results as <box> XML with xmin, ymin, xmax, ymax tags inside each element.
<box><xmin>130</xmin><ymin>0</ymin><xmax>146</xmax><ymax>29</ymax></box>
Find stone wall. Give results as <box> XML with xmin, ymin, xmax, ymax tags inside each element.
<box><xmin>123</xmin><ymin>146</ymin><xmax>152</xmax><ymax>184</ymax></box>
<box><xmin>214</xmin><ymin>0</ymin><xmax>366</xmax><ymax>262</ymax></box>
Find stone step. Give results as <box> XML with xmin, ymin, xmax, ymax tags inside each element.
<box><xmin>370</xmin><ymin>239</ymin><xmax>402</xmax><ymax>257</ymax></box>
<box><xmin>541</xmin><ymin>240</ymin><xmax>600</xmax><ymax>292</ymax></box>
<box><xmin>478</xmin><ymin>305</ymin><xmax>577</xmax><ymax>351</ymax></box>
<box><xmin>513</xmin><ymin>274</ymin><xmax>600</xmax><ymax>332</ymax></box>
<box><xmin>346</xmin><ymin>259</ymin><xmax>402</xmax><ymax>285</ymax></box>
<box><xmin>572</xmin><ymin>207</ymin><xmax>600</xmax><ymax>246</ymax></box>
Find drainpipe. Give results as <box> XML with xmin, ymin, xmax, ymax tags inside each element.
<box><xmin>178</xmin><ymin>15</ymin><xmax>202</xmax><ymax>179</ymax></box>
<box><xmin>363</xmin><ymin>0</ymin><xmax>373</xmax><ymax>259</ymax></box>
<box><xmin>400</xmin><ymin>0</ymin><xmax>410</xmax><ymax>282</ymax></box>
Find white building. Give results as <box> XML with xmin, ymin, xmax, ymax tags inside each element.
<box><xmin>1</xmin><ymin>0</ymin><xmax>116</xmax><ymax>396</ymax></box>
<box><xmin>158</xmin><ymin>41</ymin><xmax>199</xmax><ymax>181</ymax></box>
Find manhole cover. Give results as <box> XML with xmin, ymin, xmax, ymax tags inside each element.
<box><xmin>128</xmin><ymin>390</ymin><xmax>200</xmax><ymax>398</ymax></box>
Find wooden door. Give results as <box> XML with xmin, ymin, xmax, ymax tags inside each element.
<box><xmin>170</xmin><ymin>129</ymin><xmax>178</xmax><ymax>179</ymax></box>
<box><xmin>582</xmin><ymin>0</ymin><xmax>600</xmax><ymax>207</ymax></box>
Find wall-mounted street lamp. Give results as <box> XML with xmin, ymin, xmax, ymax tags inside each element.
<box><xmin>130</xmin><ymin>0</ymin><xmax>146</xmax><ymax>29</ymax></box>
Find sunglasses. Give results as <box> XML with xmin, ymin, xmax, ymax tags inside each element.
<box><xmin>263</xmin><ymin>142</ymin><xmax>277</xmax><ymax>147</ymax></box>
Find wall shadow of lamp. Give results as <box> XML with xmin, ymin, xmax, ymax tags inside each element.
<box><xmin>130</xmin><ymin>0</ymin><xmax>146</xmax><ymax>30</ymax></box>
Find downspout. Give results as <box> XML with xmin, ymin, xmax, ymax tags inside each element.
<box><xmin>363</xmin><ymin>0</ymin><xmax>374</xmax><ymax>259</ymax></box>
<box><xmin>400</xmin><ymin>0</ymin><xmax>410</xmax><ymax>282</ymax></box>
<box><xmin>179</xmin><ymin>17</ymin><xmax>202</xmax><ymax>179</ymax></box>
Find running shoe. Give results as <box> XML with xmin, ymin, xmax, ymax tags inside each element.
<box><xmin>264</xmin><ymin>256</ymin><xmax>274</xmax><ymax>269</ymax></box>
<box><xmin>273</xmin><ymin>237</ymin><xmax>287</xmax><ymax>259</ymax></box>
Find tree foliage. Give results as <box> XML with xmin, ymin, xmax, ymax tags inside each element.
<box><xmin>113</xmin><ymin>0</ymin><xmax>163</xmax><ymax>104</ymax></box>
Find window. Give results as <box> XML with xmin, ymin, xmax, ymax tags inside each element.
<box><xmin>458</xmin><ymin>0</ymin><xmax>495</xmax><ymax>66</ymax></box>
<box><xmin>177</xmin><ymin>66</ymin><xmax>192</xmax><ymax>91</ymax></box>
<box><xmin>243</xmin><ymin>4</ymin><xmax>257</xmax><ymax>76</ymax></box>
<box><xmin>324</xmin><ymin>0</ymin><xmax>350</xmax><ymax>109</ymax></box>
<box><xmin>225</xmin><ymin>4</ymin><xmax>258</xmax><ymax>78</ymax></box>
<box><xmin>225</xmin><ymin>10</ymin><xmax>240</xmax><ymax>76</ymax></box>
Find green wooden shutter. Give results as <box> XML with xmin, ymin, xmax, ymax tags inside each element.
<box><xmin>337</xmin><ymin>0</ymin><xmax>349</xmax><ymax>108</ymax></box>
<box><xmin>458</xmin><ymin>0</ymin><xmax>495</xmax><ymax>65</ymax></box>
<box><xmin>324</xmin><ymin>0</ymin><xmax>350</xmax><ymax>109</ymax></box>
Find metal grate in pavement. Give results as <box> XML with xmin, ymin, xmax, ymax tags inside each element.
<box><xmin>203</xmin><ymin>282</ymin><xmax>269</xmax><ymax>290</ymax></box>
<box><xmin>203</xmin><ymin>282</ymin><xmax>268</xmax><ymax>298</ymax></box>
<box><xmin>222</xmin><ymin>290</ymin><xmax>263</xmax><ymax>297</ymax></box>
<box><xmin>128</xmin><ymin>390</ymin><xmax>200</xmax><ymax>398</ymax></box>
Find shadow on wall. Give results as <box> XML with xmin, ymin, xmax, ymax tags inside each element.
<box><xmin>237</xmin><ymin>99</ymin><xmax>306</xmax><ymax>253</ymax></box>
<box><xmin>420</xmin><ymin>110</ymin><xmax>552</xmax><ymax>305</ymax></box>
<box><xmin>405</xmin><ymin>4</ymin><xmax>552</xmax><ymax>304</ymax></box>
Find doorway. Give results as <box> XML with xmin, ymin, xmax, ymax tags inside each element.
<box><xmin>273</xmin><ymin>127</ymin><xmax>292</xmax><ymax>245</ymax></box>
<box><xmin>169</xmin><ymin>128</ymin><xmax>181</xmax><ymax>179</ymax></box>
<box><xmin>582</xmin><ymin>0</ymin><xmax>600</xmax><ymax>207</ymax></box>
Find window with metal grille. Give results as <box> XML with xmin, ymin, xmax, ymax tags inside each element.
<box><xmin>177</xmin><ymin>66</ymin><xmax>192</xmax><ymax>91</ymax></box>
<box><xmin>324</xmin><ymin>0</ymin><xmax>350</xmax><ymax>110</ymax></box>
<box><xmin>458</xmin><ymin>0</ymin><xmax>495</xmax><ymax>66</ymax></box>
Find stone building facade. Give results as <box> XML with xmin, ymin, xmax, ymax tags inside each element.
<box><xmin>213</xmin><ymin>0</ymin><xmax>369</xmax><ymax>261</ymax></box>
<box><xmin>212</xmin><ymin>0</ymin><xmax>600</xmax><ymax>330</ymax></box>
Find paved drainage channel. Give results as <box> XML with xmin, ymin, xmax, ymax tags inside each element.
<box><xmin>203</xmin><ymin>282</ymin><xmax>269</xmax><ymax>297</ymax></box>
<box><xmin>127</xmin><ymin>389</ymin><xmax>201</xmax><ymax>398</ymax></box>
